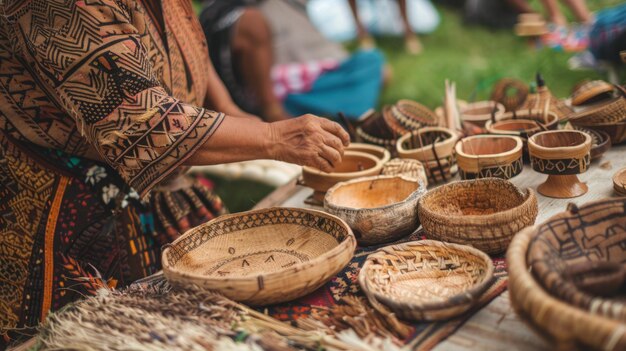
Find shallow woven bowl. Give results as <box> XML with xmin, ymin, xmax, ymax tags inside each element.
<box><xmin>347</xmin><ymin>143</ymin><xmax>391</xmax><ymax>165</ymax></box>
<box><xmin>571</xmin><ymin>120</ymin><xmax>626</xmax><ymax>145</ymax></box>
<box><xmin>418</xmin><ymin>178</ymin><xmax>538</xmax><ymax>254</ymax></box>
<box><xmin>324</xmin><ymin>175</ymin><xmax>426</xmax><ymax>245</ymax></box>
<box><xmin>302</xmin><ymin>151</ymin><xmax>383</xmax><ymax>200</ymax></box>
<box><xmin>455</xmin><ymin>135</ymin><xmax>523</xmax><ymax>180</ymax></box>
<box><xmin>460</xmin><ymin>101</ymin><xmax>505</xmax><ymax>127</ymax></box>
<box><xmin>393</xmin><ymin>99</ymin><xmax>439</xmax><ymax>130</ymax></box>
<box><xmin>162</xmin><ymin>207</ymin><xmax>356</xmax><ymax>305</ymax></box>
<box><xmin>359</xmin><ymin>240</ymin><xmax>494</xmax><ymax>321</ymax></box>
<box><xmin>568</xmin><ymin>96</ymin><xmax>626</xmax><ymax>125</ymax></box>
<box><xmin>508</xmin><ymin>213</ymin><xmax>626</xmax><ymax>350</ymax></box>
<box><xmin>613</xmin><ymin>167</ymin><xmax>626</xmax><ymax>196</ymax></box>
<box><xmin>396</xmin><ymin>127</ymin><xmax>460</xmax><ymax>183</ymax></box>
<box><xmin>527</xmin><ymin>199</ymin><xmax>626</xmax><ymax>322</ymax></box>
<box><xmin>571</xmin><ymin>126</ymin><xmax>611</xmax><ymax>161</ymax></box>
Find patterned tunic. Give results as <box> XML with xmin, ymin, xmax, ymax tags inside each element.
<box><xmin>0</xmin><ymin>0</ymin><xmax>226</xmax><ymax>344</ymax></box>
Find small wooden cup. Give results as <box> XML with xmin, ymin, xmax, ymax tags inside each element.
<box><xmin>396</xmin><ymin>127</ymin><xmax>460</xmax><ymax>184</ymax></box>
<box><xmin>302</xmin><ymin>151</ymin><xmax>383</xmax><ymax>202</ymax></box>
<box><xmin>528</xmin><ymin>130</ymin><xmax>592</xmax><ymax>198</ymax></box>
<box><xmin>460</xmin><ymin>101</ymin><xmax>505</xmax><ymax>127</ymax></box>
<box><xmin>455</xmin><ymin>135</ymin><xmax>524</xmax><ymax>180</ymax></box>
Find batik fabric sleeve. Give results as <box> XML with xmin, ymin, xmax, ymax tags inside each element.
<box><xmin>6</xmin><ymin>0</ymin><xmax>224</xmax><ymax>196</ymax></box>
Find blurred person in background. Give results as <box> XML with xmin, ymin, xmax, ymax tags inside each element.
<box><xmin>200</xmin><ymin>0</ymin><xmax>385</xmax><ymax>121</ymax></box>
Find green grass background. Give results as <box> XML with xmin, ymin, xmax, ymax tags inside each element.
<box><xmin>194</xmin><ymin>0</ymin><xmax>624</xmax><ymax>212</ymax></box>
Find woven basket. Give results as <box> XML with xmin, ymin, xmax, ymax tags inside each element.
<box><xmin>358</xmin><ymin>240</ymin><xmax>494</xmax><ymax>321</ymax></box>
<box><xmin>526</xmin><ymin>199</ymin><xmax>626</xmax><ymax>322</ymax></box>
<box><xmin>613</xmin><ymin>167</ymin><xmax>626</xmax><ymax>196</ymax></box>
<box><xmin>162</xmin><ymin>207</ymin><xmax>356</xmax><ymax>305</ymax></box>
<box><xmin>571</xmin><ymin>80</ymin><xmax>615</xmax><ymax>106</ymax></box>
<box><xmin>383</xmin><ymin>105</ymin><xmax>411</xmax><ymax>136</ymax></box>
<box><xmin>418</xmin><ymin>178</ymin><xmax>538</xmax><ymax>254</ymax></box>
<box><xmin>455</xmin><ymin>135</ymin><xmax>524</xmax><ymax>180</ymax></box>
<box><xmin>356</xmin><ymin>110</ymin><xmax>398</xmax><ymax>148</ymax></box>
<box><xmin>568</xmin><ymin>96</ymin><xmax>626</xmax><ymax>125</ymax></box>
<box><xmin>571</xmin><ymin>120</ymin><xmax>626</xmax><ymax>145</ymax></box>
<box><xmin>508</xmin><ymin>224</ymin><xmax>626</xmax><ymax>350</ymax></box>
<box><xmin>381</xmin><ymin>158</ymin><xmax>428</xmax><ymax>186</ymax></box>
<box><xmin>460</xmin><ymin>101</ymin><xmax>505</xmax><ymax>127</ymax></box>
<box><xmin>490</xmin><ymin>78</ymin><xmax>529</xmax><ymax>112</ymax></box>
<box><xmin>324</xmin><ymin>175</ymin><xmax>426</xmax><ymax>245</ymax></box>
<box><xmin>521</xmin><ymin>87</ymin><xmax>573</xmax><ymax>120</ymax></box>
<box><xmin>392</xmin><ymin>100</ymin><xmax>439</xmax><ymax>130</ymax></box>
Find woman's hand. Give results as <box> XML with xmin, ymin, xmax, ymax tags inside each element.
<box><xmin>268</xmin><ymin>114</ymin><xmax>350</xmax><ymax>173</ymax></box>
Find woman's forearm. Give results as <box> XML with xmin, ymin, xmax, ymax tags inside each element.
<box><xmin>185</xmin><ymin>116</ymin><xmax>272</xmax><ymax>165</ymax></box>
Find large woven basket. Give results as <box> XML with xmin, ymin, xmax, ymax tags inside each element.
<box><xmin>392</xmin><ymin>99</ymin><xmax>439</xmax><ymax>130</ymax></box>
<box><xmin>508</xmin><ymin>222</ymin><xmax>626</xmax><ymax>350</ymax></box>
<box><xmin>418</xmin><ymin>178</ymin><xmax>538</xmax><ymax>254</ymax></box>
<box><xmin>568</xmin><ymin>96</ymin><xmax>626</xmax><ymax>125</ymax></box>
<box><xmin>571</xmin><ymin>80</ymin><xmax>615</xmax><ymax>106</ymax></box>
<box><xmin>527</xmin><ymin>199</ymin><xmax>626</xmax><ymax>321</ymax></box>
<box><xmin>324</xmin><ymin>175</ymin><xmax>426</xmax><ymax>245</ymax></box>
<box><xmin>358</xmin><ymin>240</ymin><xmax>494</xmax><ymax>321</ymax></box>
<box><xmin>162</xmin><ymin>207</ymin><xmax>356</xmax><ymax>305</ymax></box>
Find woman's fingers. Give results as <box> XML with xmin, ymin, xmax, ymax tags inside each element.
<box><xmin>319</xmin><ymin>118</ymin><xmax>350</xmax><ymax>146</ymax></box>
<box><xmin>322</xmin><ymin>133</ymin><xmax>345</xmax><ymax>156</ymax></box>
<box><xmin>319</xmin><ymin>144</ymin><xmax>342</xmax><ymax>168</ymax></box>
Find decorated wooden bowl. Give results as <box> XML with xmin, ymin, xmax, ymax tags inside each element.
<box><xmin>526</xmin><ymin>200</ymin><xmax>626</xmax><ymax>322</ymax></box>
<box><xmin>162</xmin><ymin>207</ymin><xmax>356</xmax><ymax>305</ymax></box>
<box><xmin>571</xmin><ymin>80</ymin><xmax>615</xmax><ymax>106</ymax></box>
<box><xmin>613</xmin><ymin>167</ymin><xmax>626</xmax><ymax>197</ymax></box>
<box><xmin>418</xmin><ymin>178</ymin><xmax>538</xmax><ymax>254</ymax></box>
<box><xmin>347</xmin><ymin>143</ymin><xmax>391</xmax><ymax>165</ymax></box>
<box><xmin>359</xmin><ymin>240</ymin><xmax>494</xmax><ymax>321</ymax></box>
<box><xmin>396</xmin><ymin>127</ymin><xmax>460</xmax><ymax>184</ymax></box>
<box><xmin>460</xmin><ymin>101</ymin><xmax>505</xmax><ymax>127</ymax></box>
<box><xmin>528</xmin><ymin>130</ymin><xmax>591</xmax><ymax>198</ymax></box>
<box><xmin>383</xmin><ymin>105</ymin><xmax>411</xmax><ymax>136</ymax></box>
<box><xmin>324</xmin><ymin>175</ymin><xmax>426</xmax><ymax>245</ymax></box>
<box><xmin>508</xmin><ymin>222</ymin><xmax>626</xmax><ymax>350</ymax></box>
<box><xmin>455</xmin><ymin>135</ymin><xmax>523</xmax><ymax>180</ymax></box>
<box><xmin>570</xmin><ymin>125</ymin><xmax>611</xmax><ymax>161</ymax></box>
<box><xmin>302</xmin><ymin>151</ymin><xmax>383</xmax><ymax>202</ymax></box>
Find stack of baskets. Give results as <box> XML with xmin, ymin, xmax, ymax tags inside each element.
<box><xmin>568</xmin><ymin>82</ymin><xmax>626</xmax><ymax>145</ymax></box>
<box><xmin>508</xmin><ymin>199</ymin><xmax>626</xmax><ymax>350</ymax></box>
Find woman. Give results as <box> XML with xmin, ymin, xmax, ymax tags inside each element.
<box><xmin>0</xmin><ymin>0</ymin><xmax>348</xmax><ymax>345</ymax></box>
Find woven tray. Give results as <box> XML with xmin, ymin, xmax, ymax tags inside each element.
<box><xmin>162</xmin><ymin>207</ymin><xmax>356</xmax><ymax>305</ymax></box>
<box><xmin>418</xmin><ymin>178</ymin><xmax>538</xmax><ymax>254</ymax></box>
<box><xmin>359</xmin><ymin>240</ymin><xmax>494</xmax><ymax>321</ymax></box>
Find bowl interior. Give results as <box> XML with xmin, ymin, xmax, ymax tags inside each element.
<box><xmin>492</xmin><ymin>119</ymin><xmax>540</xmax><ymax>132</ymax></box>
<box><xmin>463</xmin><ymin>104</ymin><xmax>497</xmax><ymax>116</ymax></box>
<box><xmin>167</xmin><ymin>210</ymin><xmax>347</xmax><ymax>278</ymax></box>
<box><xmin>402</xmin><ymin>130</ymin><xmax>451</xmax><ymax>150</ymax></box>
<box><xmin>364</xmin><ymin>243</ymin><xmax>491</xmax><ymax>304</ymax></box>
<box><xmin>332</xmin><ymin>154</ymin><xmax>378</xmax><ymax>173</ymax></box>
<box><xmin>422</xmin><ymin>180</ymin><xmax>525</xmax><ymax>216</ymax></box>
<box><xmin>347</xmin><ymin>144</ymin><xmax>387</xmax><ymax>161</ymax></box>
<box><xmin>459</xmin><ymin>137</ymin><xmax>517</xmax><ymax>156</ymax></box>
<box><xmin>533</xmin><ymin>131</ymin><xmax>587</xmax><ymax>148</ymax></box>
<box><xmin>327</xmin><ymin>177</ymin><xmax>419</xmax><ymax>209</ymax></box>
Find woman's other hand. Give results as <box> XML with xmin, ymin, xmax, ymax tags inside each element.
<box><xmin>268</xmin><ymin>115</ymin><xmax>350</xmax><ymax>173</ymax></box>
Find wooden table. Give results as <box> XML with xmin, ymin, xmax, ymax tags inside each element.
<box><xmin>252</xmin><ymin>145</ymin><xmax>626</xmax><ymax>351</ymax></box>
